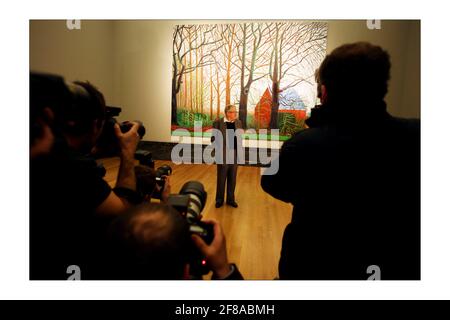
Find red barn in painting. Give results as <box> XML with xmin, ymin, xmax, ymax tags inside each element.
<box><xmin>254</xmin><ymin>88</ymin><xmax>272</xmax><ymax>129</ymax></box>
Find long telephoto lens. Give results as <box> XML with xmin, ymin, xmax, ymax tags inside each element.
<box><xmin>179</xmin><ymin>181</ymin><xmax>207</xmax><ymax>221</ymax></box>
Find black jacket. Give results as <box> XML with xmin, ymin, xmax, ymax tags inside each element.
<box><xmin>30</xmin><ymin>137</ymin><xmax>112</xmax><ymax>280</ymax></box>
<box><xmin>261</xmin><ymin>103</ymin><xmax>420</xmax><ymax>280</ymax></box>
<box><xmin>211</xmin><ymin>118</ymin><xmax>244</xmax><ymax>164</ymax></box>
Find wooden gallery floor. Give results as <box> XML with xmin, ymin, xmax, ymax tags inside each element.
<box><xmin>100</xmin><ymin>157</ymin><xmax>292</xmax><ymax>280</ymax></box>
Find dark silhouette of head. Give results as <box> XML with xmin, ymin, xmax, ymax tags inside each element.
<box><xmin>63</xmin><ymin>81</ymin><xmax>106</xmax><ymax>134</ymax></box>
<box><xmin>317</xmin><ymin>42</ymin><xmax>391</xmax><ymax>109</ymax></box>
<box><xmin>56</xmin><ymin>80</ymin><xmax>107</xmax><ymax>153</ymax></box>
<box><xmin>103</xmin><ymin>203</ymin><xmax>191</xmax><ymax>280</ymax></box>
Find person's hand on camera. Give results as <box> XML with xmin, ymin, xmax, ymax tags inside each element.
<box><xmin>161</xmin><ymin>175</ymin><xmax>171</xmax><ymax>203</ymax></box>
<box><xmin>191</xmin><ymin>219</ymin><xmax>231</xmax><ymax>279</ymax></box>
<box><xmin>114</xmin><ymin>121</ymin><xmax>141</xmax><ymax>159</ymax></box>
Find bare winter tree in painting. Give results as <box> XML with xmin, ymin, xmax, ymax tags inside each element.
<box><xmin>234</xmin><ymin>23</ymin><xmax>272</xmax><ymax>129</ymax></box>
<box><xmin>267</xmin><ymin>22</ymin><xmax>327</xmax><ymax>129</ymax></box>
<box><xmin>171</xmin><ymin>25</ymin><xmax>223</xmax><ymax>125</ymax></box>
<box><xmin>171</xmin><ymin>21</ymin><xmax>328</xmax><ymax>140</ymax></box>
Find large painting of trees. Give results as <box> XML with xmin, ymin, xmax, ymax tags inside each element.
<box><xmin>171</xmin><ymin>21</ymin><xmax>327</xmax><ymax>140</ymax></box>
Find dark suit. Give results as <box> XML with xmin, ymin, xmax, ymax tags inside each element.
<box><xmin>261</xmin><ymin>104</ymin><xmax>420</xmax><ymax>280</ymax></box>
<box><xmin>212</xmin><ymin>117</ymin><xmax>243</xmax><ymax>204</ymax></box>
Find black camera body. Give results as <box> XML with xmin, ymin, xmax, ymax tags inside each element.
<box><xmin>167</xmin><ymin>181</ymin><xmax>214</xmax><ymax>277</ymax></box>
<box><xmin>134</xmin><ymin>150</ymin><xmax>155</xmax><ymax>169</ymax></box>
<box><xmin>151</xmin><ymin>165</ymin><xmax>172</xmax><ymax>199</ymax></box>
<box><xmin>94</xmin><ymin>106</ymin><xmax>146</xmax><ymax>158</ymax></box>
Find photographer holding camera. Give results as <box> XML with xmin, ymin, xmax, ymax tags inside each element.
<box><xmin>99</xmin><ymin>202</ymin><xmax>243</xmax><ymax>280</ymax></box>
<box><xmin>134</xmin><ymin>164</ymin><xmax>172</xmax><ymax>203</ymax></box>
<box><xmin>30</xmin><ymin>73</ymin><xmax>143</xmax><ymax>279</ymax></box>
<box><xmin>95</xmin><ymin>180</ymin><xmax>243</xmax><ymax>280</ymax></box>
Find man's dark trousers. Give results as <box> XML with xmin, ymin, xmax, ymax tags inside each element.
<box><xmin>216</xmin><ymin>154</ymin><xmax>238</xmax><ymax>203</ymax></box>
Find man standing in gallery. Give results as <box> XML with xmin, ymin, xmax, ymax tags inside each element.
<box><xmin>212</xmin><ymin>104</ymin><xmax>243</xmax><ymax>208</ymax></box>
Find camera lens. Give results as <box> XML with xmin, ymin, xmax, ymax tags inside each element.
<box><xmin>179</xmin><ymin>181</ymin><xmax>207</xmax><ymax>221</ymax></box>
